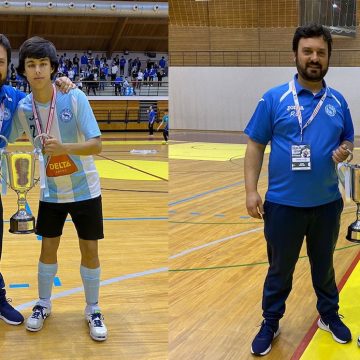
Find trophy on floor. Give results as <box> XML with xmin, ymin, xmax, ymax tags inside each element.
<box><xmin>337</xmin><ymin>151</ymin><xmax>360</xmax><ymax>243</ymax></box>
<box><xmin>0</xmin><ymin>134</ymin><xmax>45</xmax><ymax>234</ymax></box>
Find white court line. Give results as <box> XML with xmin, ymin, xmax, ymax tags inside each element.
<box><xmin>15</xmin><ymin>227</ymin><xmax>264</xmax><ymax>310</ymax></box>
<box><xmin>169</xmin><ymin>227</ymin><xmax>263</xmax><ymax>259</ymax></box>
<box><xmin>15</xmin><ymin>267</ymin><xmax>168</xmax><ymax>311</ymax></box>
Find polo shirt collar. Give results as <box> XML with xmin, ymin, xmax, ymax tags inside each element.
<box><xmin>293</xmin><ymin>74</ymin><xmax>331</xmax><ymax>98</ymax></box>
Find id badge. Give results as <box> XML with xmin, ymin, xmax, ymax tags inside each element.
<box><xmin>291</xmin><ymin>144</ymin><xmax>311</xmax><ymax>171</ymax></box>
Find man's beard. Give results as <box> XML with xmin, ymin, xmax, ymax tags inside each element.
<box><xmin>296</xmin><ymin>58</ymin><xmax>328</xmax><ymax>82</ymax></box>
<box><xmin>0</xmin><ymin>73</ymin><xmax>7</xmax><ymax>88</ymax></box>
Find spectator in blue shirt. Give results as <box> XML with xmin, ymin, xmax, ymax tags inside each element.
<box><xmin>159</xmin><ymin>56</ymin><xmax>166</xmax><ymax>69</ymax></box>
<box><xmin>147</xmin><ymin>105</ymin><xmax>156</xmax><ymax>136</ymax></box>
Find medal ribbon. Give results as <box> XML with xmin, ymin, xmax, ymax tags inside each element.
<box><xmin>31</xmin><ymin>84</ymin><xmax>57</xmax><ymax>144</ymax></box>
<box><xmin>31</xmin><ymin>84</ymin><xmax>57</xmax><ymax>197</ymax></box>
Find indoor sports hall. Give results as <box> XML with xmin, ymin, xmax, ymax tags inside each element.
<box><xmin>169</xmin><ymin>1</ymin><xmax>360</xmax><ymax>359</ymax></box>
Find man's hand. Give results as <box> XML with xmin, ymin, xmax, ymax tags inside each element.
<box><xmin>55</xmin><ymin>77</ymin><xmax>76</xmax><ymax>93</ymax></box>
<box><xmin>332</xmin><ymin>143</ymin><xmax>352</xmax><ymax>164</ymax></box>
<box><xmin>246</xmin><ymin>191</ymin><xmax>264</xmax><ymax>219</ymax></box>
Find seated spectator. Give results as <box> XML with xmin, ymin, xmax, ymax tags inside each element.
<box><xmin>136</xmin><ymin>69</ymin><xmax>144</xmax><ymax>89</ymax></box>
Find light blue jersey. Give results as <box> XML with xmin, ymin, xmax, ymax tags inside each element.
<box><xmin>12</xmin><ymin>88</ymin><xmax>101</xmax><ymax>203</ymax></box>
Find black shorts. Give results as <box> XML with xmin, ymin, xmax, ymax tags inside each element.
<box><xmin>35</xmin><ymin>196</ymin><xmax>104</xmax><ymax>240</ymax></box>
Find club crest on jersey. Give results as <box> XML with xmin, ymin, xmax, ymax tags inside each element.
<box><xmin>60</xmin><ymin>108</ymin><xmax>73</xmax><ymax>123</ymax></box>
<box><xmin>3</xmin><ymin>107</ymin><xmax>11</xmax><ymax>121</ymax></box>
<box><xmin>325</xmin><ymin>104</ymin><xmax>336</xmax><ymax>117</ymax></box>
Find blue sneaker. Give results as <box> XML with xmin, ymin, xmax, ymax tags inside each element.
<box><xmin>0</xmin><ymin>273</ymin><xmax>24</xmax><ymax>325</ymax></box>
<box><xmin>0</xmin><ymin>297</ymin><xmax>24</xmax><ymax>325</ymax></box>
<box><xmin>318</xmin><ymin>313</ymin><xmax>352</xmax><ymax>344</ymax></box>
<box><xmin>251</xmin><ymin>320</ymin><xmax>280</xmax><ymax>356</ymax></box>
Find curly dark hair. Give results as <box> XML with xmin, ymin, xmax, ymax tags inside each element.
<box><xmin>293</xmin><ymin>23</ymin><xmax>332</xmax><ymax>58</ymax></box>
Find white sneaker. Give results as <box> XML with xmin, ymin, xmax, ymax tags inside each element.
<box><xmin>26</xmin><ymin>304</ymin><xmax>51</xmax><ymax>332</ymax></box>
<box><xmin>86</xmin><ymin>311</ymin><xmax>108</xmax><ymax>341</ymax></box>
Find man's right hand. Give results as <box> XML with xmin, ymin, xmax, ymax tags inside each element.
<box><xmin>246</xmin><ymin>191</ymin><xmax>264</xmax><ymax>219</ymax></box>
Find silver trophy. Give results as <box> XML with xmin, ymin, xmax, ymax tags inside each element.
<box><xmin>337</xmin><ymin>151</ymin><xmax>360</xmax><ymax>243</ymax></box>
<box><xmin>0</xmin><ymin>134</ymin><xmax>44</xmax><ymax>234</ymax></box>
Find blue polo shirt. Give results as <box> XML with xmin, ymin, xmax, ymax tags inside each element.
<box><xmin>244</xmin><ymin>75</ymin><xmax>354</xmax><ymax>207</ymax></box>
<box><xmin>0</xmin><ymin>85</ymin><xmax>25</xmax><ymax>146</ymax></box>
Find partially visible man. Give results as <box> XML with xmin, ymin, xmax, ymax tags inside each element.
<box><xmin>244</xmin><ymin>24</ymin><xmax>354</xmax><ymax>356</ymax></box>
<box><xmin>0</xmin><ymin>34</ymin><xmax>25</xmax><ymax>326</ymax></box>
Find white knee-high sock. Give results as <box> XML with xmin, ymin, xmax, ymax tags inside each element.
<box><xmin>80</xmin><ymin>265</ymin><xmax>101</xmax><ymax>314</ymax></box>
<box><xmin>38</xmin><ymin>261</ymin><xmax>58</xmax><ymax>308</ymax></box>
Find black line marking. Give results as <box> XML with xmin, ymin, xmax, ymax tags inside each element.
<box><xmin>97</xmin><ymin>154</ymin><xmax>168</xmax><ymax>182</ymax></box>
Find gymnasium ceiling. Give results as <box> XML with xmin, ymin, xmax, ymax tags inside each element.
<box><xmin>0</xmin><ymin>0</ymin><xmax>168</xmax><ymax>55</ymax></box>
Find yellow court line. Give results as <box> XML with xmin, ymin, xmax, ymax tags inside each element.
<box><xmin>300</xmin><ymin>259</ymin><xmax>360</xmax><ymax>360</ymax></box>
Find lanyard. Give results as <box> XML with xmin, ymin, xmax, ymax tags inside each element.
<box><xmin>0</xmin><ymin>101</ymin><xmax>6</xmax><ymax>134</ymax></box>
<box><xmin>290</xmin><ymin>80</ymin><xmax>327</xmax><ymax>142</ymax></box>
<box><xmin>31</xmin><ymin>84</ymin><xmax>56</xmax><ymax>145</ymax></box>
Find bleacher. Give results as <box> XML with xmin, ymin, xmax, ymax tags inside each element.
<box><xmin>89</xmin><ymin>99</ymin><xmax>168</xmax><ymax>132</ymax></box>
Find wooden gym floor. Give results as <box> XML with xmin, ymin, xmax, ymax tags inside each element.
<box><xmin>169</xmin><ymin>131</ymin><xmax>360</xmax><ymax>360</ymax></box>
<box><xmin>1</xmin><ymin>130</ymin><xmax>359</xmax><ymax>359</ymax></box>
<box><xmin>0</xmin><ymin>132</ymin><xmax>168</xmax><ymax>360</ymax></box>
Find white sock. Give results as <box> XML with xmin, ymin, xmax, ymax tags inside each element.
<box><xmin>38</xmin><ymin>261</ymin><xmax>57</xmax><ymax>308</ymax></box>
<box><xmin>80</xmin><ymin>265</ymin><xmax>101</xmax><ymax>314</ymax></box>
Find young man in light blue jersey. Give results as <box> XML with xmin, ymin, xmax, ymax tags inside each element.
<box><xmin>12</xmin><ymin>36</ymin><xmax>107</xmax><ymax>341</ymax></box>
<box><xmin>244</xmin><ymin>24</ymin><xmax>354</xmax><ymax>356</ymax></box>
<box><xmin>0</xmin><ymin>34</ymin><xmax>73</xmax><ymax>327</ymax></box>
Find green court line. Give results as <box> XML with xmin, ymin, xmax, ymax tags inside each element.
<box><xmin>170</xmin><ymin>221</ymin><xmax>263</xmax><ymax>225</ymax></box>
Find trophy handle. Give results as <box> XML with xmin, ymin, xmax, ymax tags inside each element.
<box><xmin>34</xmin><ymin>133</ymin><xmax>50</xmax><ymax>151</ymax></box>
<box><xmin>336</xmin><ymin>162</ymin><xmax>349</xmax><ymax>189</ymax></box>
<box><xmin>0</xmin><ymin>134</ymin><xmax>8</xmax><ymax>150</ymax></box>
<box><xmin>345</xmin><ymin>148</ymin><xmax>353</xmax><ymax>163</ymax></box>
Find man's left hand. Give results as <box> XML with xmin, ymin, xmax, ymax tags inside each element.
<box><xmin>332</xmin><ymin>143</ymin><xmax>352</xmax><ymax>163</ymax></box>
<box><xmin>55</xmin><ymin>77</ymin><xmax>76</xmax><ymax>93</ymax></box>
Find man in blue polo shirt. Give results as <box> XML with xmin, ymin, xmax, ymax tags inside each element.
<box><xmin>244</xmin><ymin>24</ymin><xmax>354</xmax><ymax>356</ymax></box>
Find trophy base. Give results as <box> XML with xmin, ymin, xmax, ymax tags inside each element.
<box><xmin>9</xmin><ymin>216</ymin><xmax>35</xmax><ymax>234</ymax></box>
<box><xmin>346</xmin><ymin>226</ymin><xmax>360</xmax><ymax>243</ymax></box>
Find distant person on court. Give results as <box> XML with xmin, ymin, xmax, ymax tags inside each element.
<box><xmin>12</xmin><ymin>36</ymin><xmax>107</xmax><ymax>341</ymax></box>
<box><xmin>0</xmin><ymin>34</ymin><xmax>72</xmax><ymax>327</ymax></box>
<box><xmin>147</xmin><ymin>105</ymin><xmax>156</xmax><ymax>137</ymax></box>
<box><xmin>244</xmin><ymin>24</ymin><xmax>354</xmax><ymax>356</ymax></box>
<box><xmin>157</xmin><ymin>108</ymin><xmax>169</xmax><ymax>144</ymax></box>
